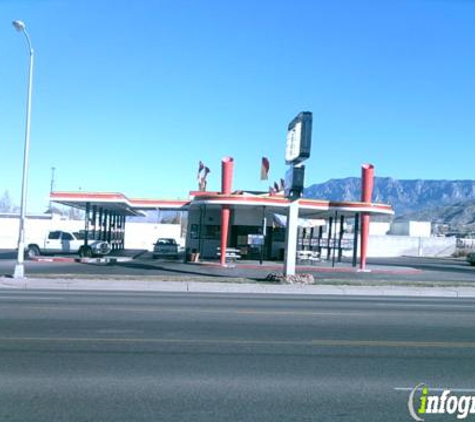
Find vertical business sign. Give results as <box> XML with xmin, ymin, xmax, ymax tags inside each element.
<box><xmin>284</xmin><ymin>111</ymin><xmax>313</xmax><ymax>198</ymax></box>
<box><xmin>285</xmin><ymin>111</ymin><xmax>313</xmax><ymax>165</ymax></box>
<box><xmin>284</xmin><ymin>111</ymin><xmax>313</xmax><ymax>277</ymax></box>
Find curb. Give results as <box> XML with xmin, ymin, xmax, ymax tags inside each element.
<box><xmin>31</xmin><ymin>256</ymin><xmax>133</xmax><ymax>264</ymax></box>
<box><xmin>30</xmin><ymin>257</ymin><xmax>76</xmax><ymax>263</ymax></box>
<box><xmin>402</xmin><ymin>255</ymin><xmax>464</xmax><ymax>261</ymax></box>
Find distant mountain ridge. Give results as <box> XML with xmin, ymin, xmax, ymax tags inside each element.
<box><xmin>399</xmin><ymin>200</ymin><xmax>475</xmax><ymax>228</ymax></box>
<box><xmin>303</xmin><ymin>178</ymin><xmax>475</xmax><ymax>217</ymax></box>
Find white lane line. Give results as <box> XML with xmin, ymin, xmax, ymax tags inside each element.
<box><xmin>1</xmin><ymin>302</ymin><xmax>473</xmax><ymax>319</ymax></box>
<box><xmin>0</xmin><ymin>304</ymin><xmax>374</xmax><ymax>317</ymax></box>
<box><xmin>0</xmin><ymin>296</ymin><xmax>65</xmax><ymax>301</ymax></box>
<box><xmin>2</xmin><ymin>337</ymin><xmax>475</xmax><ymax>349</ymax></box>
<box><xmin>377</xmin><ymin>304</ymin><xmax>475</xmax><ymax>309</ymax></box>
<box><xmin>395</xmin><ymin>387</ymin><xmax>475</xmax><ymax>393</ymax></box>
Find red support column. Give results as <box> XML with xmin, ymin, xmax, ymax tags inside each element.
<box><xmin>360</xmin><ymin>163</ymin><xmax>374</xmax><ymax>271</ymax></box>
<box><xmin>220</xmin><ymin>157</ymin><xmax>234</xmax><ymax>266</ymax></box>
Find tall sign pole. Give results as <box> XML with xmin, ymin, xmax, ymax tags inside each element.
<box><xmin>283</xmin><ymin>112</ymin><xmax>313</xmax><ymax>277</ymax></box>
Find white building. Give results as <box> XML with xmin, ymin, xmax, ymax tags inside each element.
<box><xmin>390</xmin><ymin>220</ymin><xmax>431</xmax><ymax>238</ymax></box>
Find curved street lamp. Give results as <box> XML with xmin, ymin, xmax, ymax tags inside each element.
<box><xmin>12</xmin><ymin>20</ymin><xmax>34</xmax><ymax>279</ymax></box>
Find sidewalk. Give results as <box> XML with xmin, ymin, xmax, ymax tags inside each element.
<box><xmin>2</xmin><ymin>276</ymin><xmax>475</xmax><ymax>298</ymax></box>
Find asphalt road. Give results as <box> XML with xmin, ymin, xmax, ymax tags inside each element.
<box><xmin>1</xmin><ymin>290</ymin><xmax>475</xmax><ymax>421</ymax></box>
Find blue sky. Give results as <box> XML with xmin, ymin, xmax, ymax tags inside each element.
<box><xmin>1</xmin><ymin>0</ymin><xmax>474</xmax><ymax>212</ymax></box>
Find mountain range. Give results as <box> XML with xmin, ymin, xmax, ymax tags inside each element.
<box><xmin>130</xmin><ymin>178</ymin><xmax>475</xmax><ymax>227</ymax></box>
<box><xmin>304</xmin><ymin>178</ymin><xmax>475</xmax><ymax>224</ymax></box>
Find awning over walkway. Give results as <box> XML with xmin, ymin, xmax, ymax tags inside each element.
<box><xmin>51</xmin><ymin>192</ymin><xmax>190</xmax><ymax>214</ymax></box>
<box><xmin>188</xmin><ymin>192</ymin><xmax>394</xmax><ymax>219</ymax></box>
<box><xmin>51</xmin><ymin>192</ymin><xmax>146</xmax><ymax>216</ymax></box>
<box><xmin>50</xmin><ymin>190</ymin><xmax>393</xmax><ymax>219</ymax></box>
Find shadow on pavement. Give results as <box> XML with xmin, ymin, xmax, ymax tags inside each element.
<box><xmin>368</xmin><ymin>257</ymin><xmax>475</xmax><ymax>275</ymax></box>
<box><xmin>97</xmin><ymin>261</ymin><xmax>237</xmax><ymax>279</ymax></box>
<box><xmin>0</xmin><ymin>250</ymin><xmax>17</xmax><ymax>260</ymax></box>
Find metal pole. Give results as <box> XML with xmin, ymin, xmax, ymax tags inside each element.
<box><xmin>107</xmin><ymin>212</ymin><xmax>112</xmax><ymax>244</ymax></box>
<box><xmin>98</xmin><ymin>208</ymin><xmax>103</xmax><ymax>241</ymax></box>
<box><xmin>331</xmin><ymin>212</ymin><xmax>338</xmax><ymax>268</ymax></box>
<box><xmin>92</xmin><ymin>205</ymin><xmax>97</xmax><ymax>240</ymax></box>
<box><xmin>13</xmin><ymin>21</ymin><xmax>34</xmax><ymax>279</ymax></box>
<box><xmin>284</xmin><ymin>199</ymin><xmax>299</xmax><ymax>276</ymax></box>
<box><xmin>113</xmin><ymin>213</ymin><xmax>117</xmax><ymax>250</ymax></box>
<box><xmin>352</xmin><ymin>213</ymin><xmax>360</xmax><ymax>267</ymax></box>
<box><xmin>326</xmin><ymin>217</ymin><xmax>333</xmax><ymax>261</ymax></box>
<box><xmin>198</xmin><ymin>205</ymin><xmax>205</xmax><ymax>257</ymax></box>
<box><xmin>338</xmin><ymin>215</ymin><xmax>345</xmax><ymax>262</ymax></box>
<box><xmin>84</xmin><ymin>202</ymin><xmax>90</xmax><ymax>247</ymax></box>
<box><xmin>102</xmin><ymin>210</ymin><xmax>108</xmax><ymax>241</ymax></box>
<box><xmin>260</xmin><ymin>206</ymin><xmax>266</xmax><ymax>265</ymax></box>
<box><xmin>317</xmin><ymin>226</ymin><xmax>323</xmax><ymax>256</ymax></box>
<box><xmin>122</xmin><ymin>215</ymin><xmax>126</xmax><ymax>249</ymax></box>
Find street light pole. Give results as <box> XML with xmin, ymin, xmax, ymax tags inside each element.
<box><xmin>12</xmin><ymin>20</ymin><xmax>34</xmax><ymax>279</ymax></box>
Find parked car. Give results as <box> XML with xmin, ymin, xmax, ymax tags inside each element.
<box><xmin>153</xmin><ymin>238</ymin><xmax>179</xmax><ymax>259</ymax></box>
<box><xmin>26</xmin><ymin>230</ymin><xmax>111</xmax><ymax>259</ymax></box>
<box><xmin>467</xmin><ymin>252</ymin><xmax>475</xmax><ymax>266</ymax></box>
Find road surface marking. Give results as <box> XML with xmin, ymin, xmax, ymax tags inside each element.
<box><xmin>0</xmin><ymin>296</ymin><xmax>65</xmax><ymax>301</ymax></box>
<box><xmin>0</xmin><ymin>304</ymin><xmax>375</xmax><ymax>317</ymax></box>
<box><xmin>375</xmin><ymin>303</ymin><xmax>475</xmax><ymax>309</ymax></box>
<box><xmin>395</xmin><ymin>387</ymin><xmax>475</xmax><ymax>393</ymax></box>
<box><xmin>1</xmin><ymin>337</ymin><xmax>475</xmax><ymax>349</ymax></box>
<box><xmin>3</xmin><ymin>303</ymin><xmax>475</xmax><ymax>320</ymax></box>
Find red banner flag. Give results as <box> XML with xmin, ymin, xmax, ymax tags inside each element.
<box><xmin>279</xmin><ymin>178</ymin><xmax>285</xmax><ymax>191</ymax></box>
<box><xmin>260</xmin><ymin>157</ymin><xmax>270</xmax><ymax>180</ymax></box>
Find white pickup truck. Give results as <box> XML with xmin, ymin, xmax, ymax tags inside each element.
<box><xmin>26</xmin><ymin>230</ymin><xmax>111</xmax><ymax>259</ymax></box>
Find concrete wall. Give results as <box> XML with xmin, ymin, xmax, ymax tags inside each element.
<box><xmin>369</xmin><ymin>222</ymin><xmax>390</xmax><ymax>236</ymax></box>
<box><xmin>457</xmin><ymin>238</ymin><xmax>475</xmax><ymax>250</ymax></box>
<box><xmin>124</xmin><ymin>223</ymin><xmax>182</xmax><ymax>251</ymax></box>
<box><xmin>367</xmin><ymin>235</ymin><xmax>456</xmax><ymax>257</ymax></box>
<box><xmin>390</xmin><ymin>221</ymin><xmax>431</xmax><ymax>237</ymax></box>
<box><xmin>1</xmin><ymin>213</ymin><xmax>456</xmax><ymax>258</ymax></box>
<box><xmin>0</xmin><ymin>214</ymin><xmax>182</xmax><ymax>252</ymax></box>
<box><xmin>409</xmin><ymin>221</ymin><xmax>431</xmax><ymax>237</ymax></box>
<box><xmin>0</xmin><ymin>214</ymin><xmax>84</xmax><ymax>248</ymax></box>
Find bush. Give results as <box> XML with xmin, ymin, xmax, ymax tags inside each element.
<box><xmin>264</xmin><ymin>273</ymin><xmax>315</xmax><ymax>284</ymax></box>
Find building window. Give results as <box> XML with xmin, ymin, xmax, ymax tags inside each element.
<box><xmin>204</xmin><ymin>225</ymin><xmax>221</xmax><ymax>239</ymax></box>
<box><xmin>190</xmin><ymin>224</ymin><xmax>199</xmax><ymax>239</ymax></box>
<box><xmin>272</xmin><ymin>228</ymin><xmax>286</xmax><ymax>242</ymax></box>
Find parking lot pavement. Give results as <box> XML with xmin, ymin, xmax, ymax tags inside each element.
<box><xmin>128</xmin><ymin>253</ymin><xmax>475</xmax><ymax>284</ymax></box>
<box><xmin>1</xmin><ymin>249</ymin><xmax>475</xmax><ymax>285</ymax></box>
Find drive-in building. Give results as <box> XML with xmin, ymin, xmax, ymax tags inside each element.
<box><xmin>50</xmin><ymin>157</ymin><xmax>393</xmax><ymax>270</ymax></box>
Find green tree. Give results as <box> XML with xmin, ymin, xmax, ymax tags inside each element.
<box><xmin>0</xmin><ymin>190</ymin><xmax>19</xmax><ymax>213</ymax></box>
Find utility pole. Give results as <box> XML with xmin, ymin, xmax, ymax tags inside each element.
<box><xmin>49</xmin><ymin>166</ymin><xmax>56</xmax><ymax>211</ymax></box>
<box><xmin>50</xmin><ymin>167</ymin><xmax>56</xmax><ymax>194</ymax></box>
<box><xmin>12</xmin><ymin>20</ymin><xmax>34</xmax><ymax>279</ymax></box>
